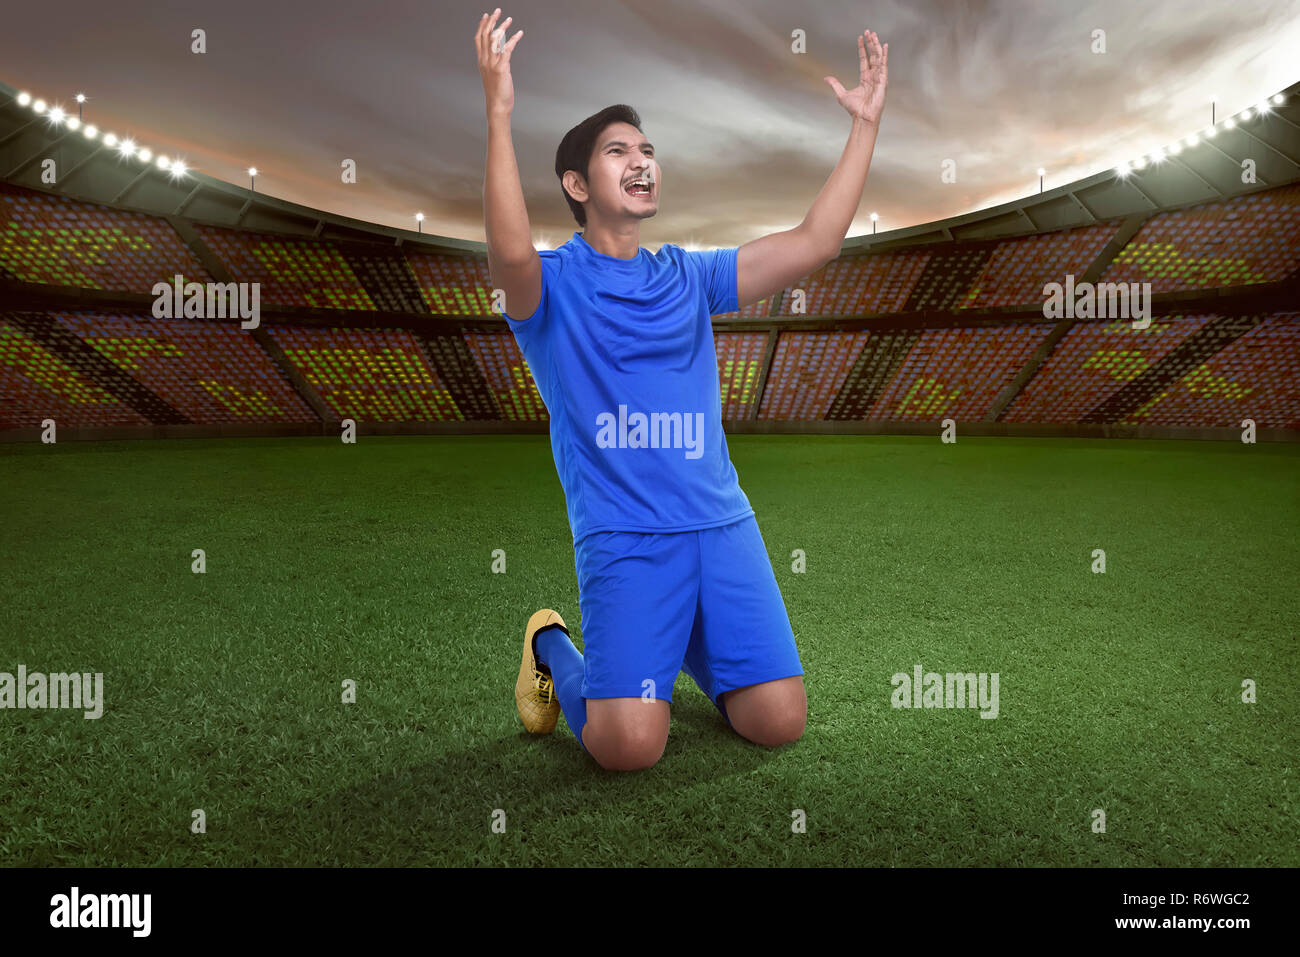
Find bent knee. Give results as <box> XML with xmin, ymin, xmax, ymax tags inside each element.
<box><xmin>590</xmin><ymin>733</ymin><xmax>666</xmax><ymax>771</ymax></box>
<box><xmin>594</xmin><ymin>747</ymin><xmax>664</xmax><ymax>771</ymax></box>
<box><xmin>584</xmin><ymin>718</ymin><xmax>668</xmax><ymax>771</ymax></box>
<box><xmin>739</xmin><ymin>711</ymin><xmax>806</xmax><ymax>748</ymax></box>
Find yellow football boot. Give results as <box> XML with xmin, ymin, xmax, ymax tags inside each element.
<box><xmin>515</xmin><ymin>608</ymin><xmax>568</xmax><ymax>734</ymax></box>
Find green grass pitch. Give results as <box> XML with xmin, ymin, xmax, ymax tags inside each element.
<box><xmin>1</xmin><ymin>433</ymin><xmax>1296</xmax><ymax>867</ymax></box>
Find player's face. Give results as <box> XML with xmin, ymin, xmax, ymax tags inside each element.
<box><xmin>589</xmin><ymin>122</ymin><xmax>659</xmax><ymax>222</ymax></box>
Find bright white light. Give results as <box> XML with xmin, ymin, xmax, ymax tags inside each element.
<box><xmin>17</xmin><ymin>92</ymin><xmax>31</xmax><ymax>106</ymax></box>
<box><xmin>869</xmin><ymin>212</ymin><xmax>879</xmax><ymax>221</ymax></box>
<box><xmin>118</xmin><ymin>138</ymin><xmax>136</xmax><ymax>157</ymax></box>
<box><xmin>83</xmin><ymin>124</ymin><xmax>98</xmax><ymax>139</ymax></box>
<box><xmin>248</xmin><ymin>167</ymin><xmax>258</xmax><ymax>177</ymax></box>
<box><xmin>170</xmin><ymin>160</ymin><xmax>188</xmax><ymax>178</ymax></box>
<box><xmin>1115</xmin><ymin>162</ymin><xmax>1131</xmax><ymax>177</ymax></box>
<box><xmin>1272</xmin><ymin>94</ymin><xmax>1285</xmax><ymax>106</ymax></box>
<box><xmin>156</xmin><ymin>154</ymin><xmax>169</xmax><ymax>169</ymax></box>
<box><xmin>1255</xmin><ymin>102</ymin><xmax>1270</xmax><ymax>115</ymax></box>
<box><xmin>1169</xmin><ymin>142</ymin><xmax>1183</xmax><ymax>155</ymax></box>
<box><xmin>137</xmin><ymin>147</ymin><xmax>152</xmax><ymax>163</ymax></box>
<box><xmin>66</xmin><ymin>116</ymin><xmax>81</xmax><ymax>131</ymax></box>
<box><xmin>1241</xmin><ymin>108</ymin><xmax>1253</xmax><ymax>120</ymax></box>
<box><xmin>1151</xmin><ymin>148</ymin><xmax>1166</xmax><ymax>163</ymax></box>
<box><xmin>1036</xmin><ymin>167</ymin><xmax>1046</xmax><ymax>177</ymax></box>
<box><xmin>103</xmin><ymin>132</ymin><xmax>118</xmax><ymax>147</ymax></box>
<box><xmin>33</xmin><ymin>99</ymin><xmax>47</xmax><ymax>114</ymax></box>
<box><xmin>1184</xmin><ymin>134</ymin><xmax>1198</xmax><ymax>147</ymax></box>
<box><xmin>49</xmin><ymin>106</ymin><xmax>67</xmax><ymax>125</ymax></box>
<box><xmin>1204</xmin><ymin>126</ymin><xmax>1217</xmax><ymax>139</ymax></box>
<box><xmin>415</xmin><ymin>213</ymin><xmax>424</xmax><ymax>221</ymax></box>
<box><xmin>75</xmin><ymin>93</ymin><xmax>86</xmax><ymax>104</ymax></box>
<box><xmin>1224</xmin><ymin>118</ymin><xmax>1236</xmax><ymax>129</ymax></box>
<box><xmin>1133</xmin><ymin>156</ymin><xmax>1147</xmax><ymax>170</ymax></box>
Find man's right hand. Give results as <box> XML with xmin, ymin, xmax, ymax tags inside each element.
<box><xmin>476</xmin><ymin>8</ymin><xmax>524</xmax><ymax>119</ymax></box>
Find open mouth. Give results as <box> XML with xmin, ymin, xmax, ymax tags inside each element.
<box><xmin>624</xmin><ymin>180</ymin><xmax>653</xmax><ymax>198</ymax></box>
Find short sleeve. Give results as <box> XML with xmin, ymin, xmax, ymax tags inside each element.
<box><xmin>683</xmin><ymin>246</ymin><xmax>739</xmax><ymax>317</ymax></box>
<box><xmin>502</xmin><ymin>250</ymin><xmax>561</xmax><ymax>335</ymax></box>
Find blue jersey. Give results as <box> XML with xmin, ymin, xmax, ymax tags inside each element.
<box><xmin>502</xmin><ymin>231</ymin><xmax>754</xmax><ymax>545</ymax></box>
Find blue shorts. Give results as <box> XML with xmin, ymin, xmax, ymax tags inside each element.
<box><xmin>572</xmin><ymin>514</ymin><xmax>804</xmax><ymax>706</ymax></box>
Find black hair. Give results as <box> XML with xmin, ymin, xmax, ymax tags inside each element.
<box><xmin>555</xmin><ymin>104</ymin><xmax>642</xmax><ymax>228</ymax></box>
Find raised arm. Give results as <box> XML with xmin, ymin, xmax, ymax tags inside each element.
<box><xmin>477</xmin><ymin>8</ymin><xmax>541</xmax><ymax>320</ymax></box>
<box><xmin>736</xmin><ymin>29</ymin><xmax>889</xmax><ymax>310</ymax></box>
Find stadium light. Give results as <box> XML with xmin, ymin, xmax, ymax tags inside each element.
<box><xmin>1255</xmin><ymin>102</ymin><xmax>1270</xmax><ymax>116</ymax></box>
<box><xmin>1272</xmin><ymin>93</ymin><xmax>1285</xmax><ymax>106</ymax></box>
<box><xmin>1224</xmin><ymin>118</ymin><xmax>1236</xmax><ymax>130</ymax></box>
<box><xmin>1203</xmin><ymin>125</ymin><xmax>1217</xmax><ymax>139</ymax></box>
<box><xmin>416</xmin><ymin>212</ymin><xmax>425</xmax><ymax>233</ymax></box>
<box><xmin>17</xmin><ymin>92</ymin><xmax>31</xmax><ymax>107</ymax></box>
<box><xmin>32</xmin><ymin>98</ymin><xmax>46</xmax><ymax>114</ymax></box>
<box><xmin>169</xmin><ymin>160</ymin><xmax>188</xmax><ymax>179</ymax></box>
<box><xmin>1150</xmin><ymin>147</ymin><xmax>1166</xmax><ymax>163</ymax></box>
<box><xmin>248</xmin><ymin>167</ymin><xmax>258</xmax><ymax>191</ymax></box>
<box><xmin>138</xmin><ymin>147</ymin><xmax>152</xmax><ymax>163</ymax></box>
<box><xmin>1114</xmin><ymin>161</ymin><xmax>1131</xmax><ymax>177</ymax></box>
<box><xmin>66</xmin><ymin>116</ymin><xmax>81</xmax><ymax>131</ymax></box>
<box><xmin>75</xmin><ymin>92</ymin><xmax>86</xmax><ymax>120</ymax></box>
<box><xmin>103</xmin><ymin>133</ymin><xmax>118</xmax><ymax>147</ymax></box>
<box><xmin>1184</xmin><ymin>134</ymin><xmax>1198</xmax><ymax>147</ymax></box>
<box><xmin>83</xmin><ymin>124</ymin><xmax>98</xmax><ymax>140</ymax></box>
<box><xmin>156</xmin><ymin>154</ymin><xmax>169</xmax><ymax>169</ymax></box>
<box><xmin>118</xmin><ymin>138</ymin><xmax>136</xmax><ymax>158</ymax></box>
<box><xmin>870</xmin><ymin>211</ymin><xmax>879</xmax><ymax>234</ymax></box>
<box><xmin>1133</xmin><ymin>155</ymin><xmax>1147</xmax><ymax>170</ymax></box>
<box><xmin>48</xmin><ymin>106</ymin><xmax>66</xmax><ymax>126</ymax></box>
<box><xmin>1169</xmin><ymin>141</ymin><xmax>1183</xmax><ymax>156</ymax></box>
<box><xmin>1241</xmin><ymin>107</ymin><xmax>1253</xmax><ymax>121</ymax></box>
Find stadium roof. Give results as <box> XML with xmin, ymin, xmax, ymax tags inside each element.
<box><xmin>2</xmin><ymin>77</ymin><xmax>1298</xmax><ymax>256</ymax></box>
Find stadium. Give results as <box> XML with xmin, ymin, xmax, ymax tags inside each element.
<box><xmin>1</xmin><ymin>59</ymin><xmax>1297</xmax><ymax>871</ymax></box>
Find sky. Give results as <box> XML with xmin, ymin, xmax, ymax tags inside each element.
<box><xmin>3</xmin><ymin>0</ymin><xmax>1299</xmax><ymax>249</ymax></box>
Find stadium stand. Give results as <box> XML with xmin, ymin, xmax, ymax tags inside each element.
<box><xmin>194</xmin><ymin>225</ymin><xmax>379</xmax><ymax>312</ymax></box>
<box><xmin>1002</xmin><ymin>315</ymin><xmax>1217</xmax><ymax>424</ymax></box>
<box><xmin>957</xmin><ymin>224</ymin><xmax>1121</xmax><ymax>310</ymax></box>
<box><xmin>267</xmin><ymin>325</ymin><xmax>461</xmax><ymax>421</ymax></box>
<box><xmin>462</xmin><ymin>331</ymin><xmax>548</xmax><ymax>421</ymax></box>
<box><xmin>870</xmin><ymin>324</ymin><xmax>1053</xmax><ymax>421</ymax></box>
<box><xmin>715</xmin><ymin>332</ymin><xmax>769</xmax><ymax>419</ymax></box>
<box><xmin>758</xmin><ymin>331</ymin><xmax>870</xmax><ymax>420</ymax></box>
<box><xmin>0</xmin><ymin>182</ymin><xmax>211</xmax><ymax>291</ymax></box>
<box><xmin>1</xmin><ymin>313</ymin><xmax>153</xmax><ymax>428</ymax></box>
<box><xmin>773</xmin><ymin>250</ymin><xmax>929</xmax><ymax>316</ymax></box>
<box><xmin>1100</xmin><ymin>184</ymin><xmax>1300</xmax><ymax>292</ymax></box>
<box><xmin>1129</xmin><ymin>312</ymin><xmax>1300</xmax><ymax>428</ymax></box>
<box><xmin>408</xmin><ymin>249</ymin><xmax>496</xmax><ymax>316</ymax></box>
<box><xmin>60</xmin><ymin>310</ymin><xmax>318</xmax><ymax>424</ymax></box>
<box><xmin>1</xmin><ymin>76</ymin><xmax>1297</xmax><ymax>441</ymax></box>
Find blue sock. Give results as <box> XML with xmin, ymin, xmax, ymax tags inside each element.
<box><xmin>536</xmin><ymin>625</ymin><xmax>590</xmax><ymax>755</ymax></box>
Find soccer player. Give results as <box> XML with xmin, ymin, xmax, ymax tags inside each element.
<box><xmin>476</xmin><ymin>8</ymin><xmax>888</xmax><ymax>770</ymax></box>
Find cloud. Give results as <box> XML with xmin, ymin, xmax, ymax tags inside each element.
<box><xmin>3</xmin><ymin>0</ymin><xmax>1296</xmax><ymax>246</ymax></box>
